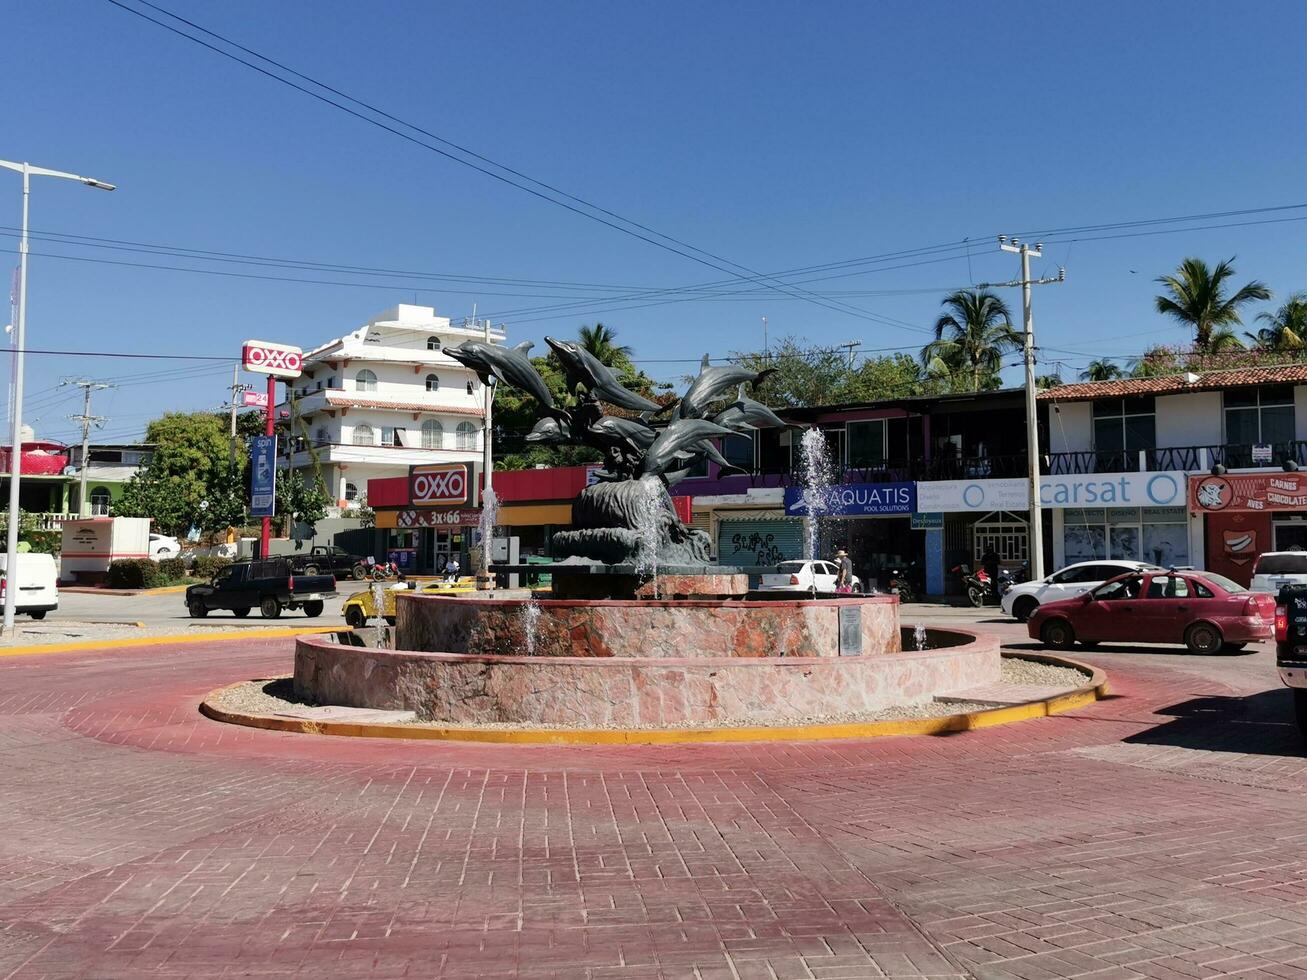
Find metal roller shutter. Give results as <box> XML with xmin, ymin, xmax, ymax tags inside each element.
<box><xmin>716</xmin><ymin>518</ymin><xmax>804</xmax><ymax>567</ymax></box>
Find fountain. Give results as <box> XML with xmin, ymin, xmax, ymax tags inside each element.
<box><xmin>292</xmin><ymin>342</ymin><xmax>1002</xmax><ymax>731</ymax></box>
<box><xmin>914</xmin><ymin>623</ymin><xmax>928</xmax><ymax>651</ymax></box>
<box><xmin>797</xmin><ymin>426</ymin><xmax>835</xmax><ymax>562</ymax></box>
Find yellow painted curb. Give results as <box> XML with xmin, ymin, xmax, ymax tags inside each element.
<box><xmin>0</xmin><ymin>626</ymin><xmax>344</xmax><ymax>660</ymax></box>
<box><xmin>142</xmin><ymin>584</ymin><xmax>193</xmax><ymax>595</ymax></box>
<box><xmin>199</xmin><ymin>653</ymin><xmax>1109</xmax><ymax>745</ymax></box>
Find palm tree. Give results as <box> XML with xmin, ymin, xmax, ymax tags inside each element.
<box><xmin>1079</xmin><ymin>359</ymin><xmax>1123</xmax><ymax>382</ymax></box>
<box><xmin>1206</xmin><ymin>328</ymin><xmax>1245</xmax><ymax>353</ymax></box>
<box><xmin>1154</xmin><ymin>257</ymin><xmax>1271</xmax><ymax>351</ymax></box>
<box><xmin>920</xmin><ymin>289</ymin><xmax>1021</xmax><ymax>391</ymax></box>
<box><xmin>577</xmin><ymin>323</ymin><xmax>632</xmax><ymax>366</ymax></box>
<box><xmin>1036</xmin><ymin>374</ymin><xmax>1063</xmax><ymax>389</ymax></box>
<box><xmin>1246</xmin><ymin>293</ymin><xmax>1307</xmax><ymax>351</ymax></box>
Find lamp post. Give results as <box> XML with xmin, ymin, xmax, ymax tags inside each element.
<box><xmin>0</xmin><ymin>160</ymin><xmax>115</xmax><ymax>634</ymax></box>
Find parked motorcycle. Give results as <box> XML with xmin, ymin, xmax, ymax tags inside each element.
<box><xmin>952</xmin><ymin>563</ymin><xmax>992</xmax><ymax>607</ymax></box>
<box><xmin>886</xmin><ymin>565</ymin><xmax>916</xmax><ymax>603</ymax></box>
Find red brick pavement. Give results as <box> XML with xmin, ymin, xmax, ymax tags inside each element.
<box><xmin>2</xmin><ymin>630</ymin><xmax>1307</xmax><ymax>978</ymax></box>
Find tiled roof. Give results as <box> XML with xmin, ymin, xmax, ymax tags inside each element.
<box><xmin>322</xmin><ymin>393</ymin><xmax>484</xmax><ymax>416</ymax></box>
<box><xmin>1038</xmin><ymin>364</ymin><xmax>1307</xmax><ymax>402</ymax></box>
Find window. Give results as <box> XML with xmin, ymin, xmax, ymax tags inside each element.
<box><xmin>847</xmin><ymin>420</ymin><xmax>887</xmax><ymax>467</ymax></box>
<box><xmin>1092</xmin><ymin>397</ymin><xmax>1155</xmax><ymax>466</ymax></box>
<box><xmin>1225</xmin><ymin>384</ymin><xmax>1294</xmax><ymax>447</ymax></box>
<box><xmin>427</xmin><ymin>336</ymin><xmax>442</xmax><ymax>351</ymax></box>
<box><xmin>352</xmin><ymin>424</ymin><xmax>375</xmax><ymax>446</ymax></box>
<box><xmin>456</xmin><ymin>421</ymin><xmax>477</xmax><ymax>450</ymax></box>
<box><xmin>89</xmin><ymin>486</ymin><xmax>111</xmax><ymax>516</ymax></box>
<box><xmin>1145</xmin><ymin>575</ymin><xmax>1189</xmax><ymax>599</ymax></box>
<box><xmin>344</xmin><ymin>482</ymin><xmax>358</xmax><ymax>502</ymax></box>
<box><xmin>421</xmin><ymin>419</ymin><xmax>443</xmax><ymax>449</ymax></box>
<box><xmin>355</xmin><ymin>369</ymin><xmax>377</xmax><ymax>392</ymax></box>
<box><xmin>722</xmin><ymin>433</ymin><xmax>754</xmax><ymax>470</ymax></box>
<box><xmin>315</xmin><ymin>426</ymin><xmax>329</xmax><ymax>444</ymax></box>
<box><xmin>1095</xmin><ymin>575</ymin><xmax>1142</xmax><ymax>600</ymax></box>
<box><xmin>425</xmin><ymin>374</ymin><xmax>440</xmax><ymax>392</ymax></box>
<box><xmin>1203</xmin><ymin>572</ymin><xmax>1248</xmax><ymax>594</ymax></box>
<box><xmin>466</xmin><ymin>380</ymin><xmax>475</xmax><ymax>395</ymax></box>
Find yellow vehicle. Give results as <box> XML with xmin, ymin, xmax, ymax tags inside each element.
<box><xmin>342</xmin><ymin>578</ymin><xmax>477</xmax><ymax>628</ymax></box>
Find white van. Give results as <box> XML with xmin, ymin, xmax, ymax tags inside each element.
<box><xmin>0</xmin><ymin>553</ymin><xmax>59</xmax><ymax>619</ymax></box>
<box><xmin>1251</xmin><ymin>551</ymin><xmax>1307</xmax><ymax>594</ymax></box>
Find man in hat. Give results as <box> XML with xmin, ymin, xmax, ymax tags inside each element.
<box><xmin>835</xmin><ymin>549</ymin><xmax>854</xmax><ymax>593</ymax></box>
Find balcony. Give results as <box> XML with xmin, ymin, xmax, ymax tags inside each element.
<box><xmin>287</xmin><ymin>439</ymin><xmax>480</xmax><ymax>469</ymax></box>
<box><xmin>1045</xmin><ymin>442</ymin><xmax>1307</xmax><ymax>475</ymax></box>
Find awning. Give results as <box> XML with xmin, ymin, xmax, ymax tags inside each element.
<box><xmin>496</xmin><ymin>503</ymin><xmax>572</xmax><ymax>526</ymax></box>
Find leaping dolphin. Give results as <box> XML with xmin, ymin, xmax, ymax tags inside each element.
<box><xmin>678</xmin><ymin>355</ymin><xmax>776</xmax><ymax>419</ymax></box>
<box><xmin>544</xmin><ymin>336</ymin><xmax>665</xmax><ymax>414</ymax></box>
<box><xmin>587</xmin><ymin>416</ymin><xmax>656</xmax><ymax>454</ymax></box>
<box><xmin>712</xmin><ymin>384</ymin><xmax>790</xmax><ymax>432</ymax></box>
<box><xmin>442</xmin><ymin>340</ymin><xmax>555</xmax><ymax>409</ymax></box>
<box><xmin>640</xmin><ymin>418</ymin><xmax>738</xmax><ymax>477</ymax></box>
<box><xmin>525</xmin><ymin>416</ymin><xmax>572</xmax><ymax>444</ymax></box>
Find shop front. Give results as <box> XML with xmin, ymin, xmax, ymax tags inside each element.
<box><xmin>783</xmin><ymin>481</ymin><xmax>916</xmax><ymax>590</ymax></box>
<box><xmin>367</xmin><ymin>462</ymin><xmax>482</xmax><ymax>574</ymax></box>
<box><xmin>1189</xmin><ymin>470</ymin><xmax>1307</xmax><ymax>585</ymax></box>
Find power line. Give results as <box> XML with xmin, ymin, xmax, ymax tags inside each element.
<box><xmin>105</xmin><ymin>0</ymin><xmax>925</xmax><ymax>330</ymax></box>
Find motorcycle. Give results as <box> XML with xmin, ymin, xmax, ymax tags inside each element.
<box><xmin>952</xmin><ymin>563</ymin><xmax>993</xmax><ymax>607</ymax></box>
<box><xmin>886</xmin><ymin>565</ymin><xmax>916</xmax><ymax>603</ymax></box>
<box><xmin>369</xmin><ymin>560</ymin><xmax>401</xmax><ymax>581</ymax></box>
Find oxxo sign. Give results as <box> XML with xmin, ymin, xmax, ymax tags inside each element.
<box><xmin>242</xmin><ymin>339</ymin><xmax>303</xmax><ymax>379</ymax></box>
<box><xmin>409</xmin><ymin>463</ymin><xmax>471</xmax><ymax>507</ymax></box>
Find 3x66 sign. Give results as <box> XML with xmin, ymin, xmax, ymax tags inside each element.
<box><xmin>410</xmin><ymin>463</ymin><xmax>470</xmax><ymax>507</ymax></box>
<box><xmin>242</xmin><ymin>339</ymin><xmax>303</xmax><ymax>379</ymax></box>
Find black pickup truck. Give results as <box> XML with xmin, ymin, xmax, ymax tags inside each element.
<box><xmin>287</xmin><ymin>545</ymin><xmax>369</xmax><ymax>581</ymax></box>
<box><xmin>185</xmin><ymin>557</ymin><xmax>337</xmax><ymax>619</ymax></box>
<box><xmin>1276</xmin><ymin>583</ymin><xmax>1307</xmax><ymax>737</ymax></box>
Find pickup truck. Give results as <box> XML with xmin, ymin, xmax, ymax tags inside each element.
<box><xmin>287</xmin><ymin>545</ymin><xmax>369</xmax><ymax>581</ymax></box>
<box><xmin>185</xmin><ymin>557</ymin><xmax>337</xmax><ymax>619</ymax></box>
<box><xmin>1276</xmin><ymin>583</ymin><xmax>1307</xmax><ymax>736</ymax></box>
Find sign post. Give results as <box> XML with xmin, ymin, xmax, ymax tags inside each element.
<box><xmin>242</xmin><ymin>340</ymin><xmax>302</xmax><ymax>557</ymax></box>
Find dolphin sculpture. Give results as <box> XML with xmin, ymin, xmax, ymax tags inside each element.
<box><xmin>640</xmin><ymin>418</ymin><xmax>738</xmax><ymax>477</ymax></box>
<box><xmin>544</xmin><ymin>336</ymin><xmax>665</xmax><ymax>414</ymax></box>
<box><xmin>712</xmin><ymin>384</ymin><xmax>790</xmax><ymax>432</ymax></box>
<box><xmin>525</xmin><ymin>416</ymin><xmax>572</xmax><ymax>444</ymax></box>
<box><xmin>442</xmin><ymin>340</ymin><xmax>555</xmax><ymax>409</ymax></box>
<box><xmin>678</xmin><ymin>354</ymin><xmax>776</xmax><ymax>419</ymax></box>
<box><xmin>587</xmin><ymin>415</ymin><xmax>656</xmax><ymax>453</ymax></box>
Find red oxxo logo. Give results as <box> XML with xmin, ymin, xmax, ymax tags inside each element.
<box><xmin>242</xmin><ymin>340</ymin><xmax>304</xmax><ymax>379</ymax></box>
<box><xmin>410</xmin><ymin>464</ymin><xmax>468</xmax><ymax>506</ymax></box>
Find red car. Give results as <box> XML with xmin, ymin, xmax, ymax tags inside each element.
<box><xmin>1028</xmin><ymin>569</ymin><xmax>1273</xmax><ymax>655</ymax></box>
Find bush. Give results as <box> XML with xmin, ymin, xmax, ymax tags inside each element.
<box><xmin>157</xmin><ymin>556</ymin><xmax>187</xmax><ymax>582</ymax></box>
<box><xmin>23</xmin><ymin>530</ymin><xmax>60</xmax><ymax>555</ymax></box>
<box><xmin>107</xmin><ymin>558</ymin><xmax>162</xmax><ymax>590</ymax></box>
<box><xmin>192</xmin><ymin>555</ymin><xmax>232</xmax><ymax>581</ymax></box>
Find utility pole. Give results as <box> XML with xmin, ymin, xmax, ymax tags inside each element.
<box><xmin>839</xmin><ymin>340</ymin><xmax>860</xmax><ymax>368</ymax></box>
<box><xmin>228</xmin><ymin>365</ymin><xmax>252</xmax><ymax>461</ymax></box>
<box><xmin>63</xmin><ymin>379</ymin><xmax>111</xmax><ymax>516</ymax></box>
<box><xmin>761</xmin><ymin>315</ymin><xmax>768</xmax><ymax>355</ymax></box>
<box><xmin>480</xmin><ymin>314</ymin><xmax>495</xmax><ymax>585</ymax></box>
<box><xmin>995</xmin><ymin>236</ymin><xmax>1066</xmax><ymax>581</ymax></box>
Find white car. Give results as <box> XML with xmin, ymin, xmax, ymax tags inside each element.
<box><xmin>0</xmin><ymin>552</ymin><xmax>58</xmax><ymax>620</ymax></box>
<box><xmin>149</xmin><ymin>533</ymin><xmax>180</xmax><ymax>559</ymax></box>
<box><xmin>759</xmin><ymin>560</ymin><xmax>863</xmax><ymax>594</ymax></box>
<box><xmin>1250</xmin><ymin>551</ymin><xmax>1307</xmax><ymax>593</ymax></box>
<box><xmin>1001</xmin><ymin>559</ymin><xmax>1159</xmax><ymax>622</ymax></box>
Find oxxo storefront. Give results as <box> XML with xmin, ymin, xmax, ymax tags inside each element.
<box><xmin>1189</xmin><ymin>470</ymin><xmax>1307</xmax><ymax>585</ymax></box>
<box><xmin>368</xmin><ymin>462</ymin><xmax>483</xmax><ymax>574</ymax></box>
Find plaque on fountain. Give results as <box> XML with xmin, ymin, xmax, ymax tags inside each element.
<box><xmin>838</xmin><ymin>605</ymin><xmax>862</xmax><ymax>656</ymax></box>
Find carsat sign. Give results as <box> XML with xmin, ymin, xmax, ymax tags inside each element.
<box><xmin>410</xmin><ymin>463</ymin><xmax>471</xmax><ymax>507</ymax></box>
<box><xmin>242</xmin><ymin>339</ymin><xmax>303</xmax><ymax>379</ymax></box>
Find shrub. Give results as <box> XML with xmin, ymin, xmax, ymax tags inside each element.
<box><xmin>107</xmin><ymin>558</ymin><xmax>162</xmax><ymax>590</ymax></box>
<box><xmin>192</xmin><ymin>555</ymin><xmax>233</xmax><ymax>581</ymax></box>
<box><xmin>23</xmin><ymin>530</ymin><xmax>60</xmax><ymax>555</ymax></box>
<box><xmin>157</xmin><ymin>556</ymin><xmax>187</xmax><ymax>582</ymax></box>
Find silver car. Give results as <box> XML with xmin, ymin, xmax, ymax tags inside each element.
<box><xmin>1001</xmin><ymin>559</ymin><xmax>1159</xmax><ymax>622</ymax></box>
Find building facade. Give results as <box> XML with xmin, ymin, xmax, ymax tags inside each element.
<box><xmin>285</xmin><ymin>304</ymin><xmax>502</xmax><ymax>509</ymax></box>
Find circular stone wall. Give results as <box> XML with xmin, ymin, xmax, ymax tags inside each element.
<box><xmin>293</xmin><ymin>627</ymin><xmax>1001</xmax><ymax>729</ymax></box>
<box><xmin>395</xmin><ymin>593</ymin><xmax>901</xmax><ymax>659</ymax></box>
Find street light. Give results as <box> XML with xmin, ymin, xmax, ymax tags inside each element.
<box><xmin>0</xmin><ymin>160</ymin><xmax>115</xmax><ymax>634</ymax></box>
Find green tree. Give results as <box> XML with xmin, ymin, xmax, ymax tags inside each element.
<box><xmin>1036</xmin><ymin>374</ymin><xmax>1063</xmax><ymax>389</ymax></box>
<box><xmin>1080</xmin><ymin>359</ymin><xmax>1123</xmax><ymax>382</ymax></box>
<box><xmin>727</xmin><ymin>338</ymin><xmax>929</xmax><ymax>408</ymax></box>
<box><xmin>920</xmin><ymin>289</ymin><xmax>1022</xmax><ymax>391</ymax></box>
<box><xmin>577</xmin><ymin>323</ymin><xmax>633</xmax><ymax>366</ymax></box>
<box><xmin>117</xmin><ymin>412</ymin><xmax>239</xmax><ymax>536</ymax></box>
<box><xmin>1247</xmin><ymin>293</ymin><xmax>1307</xmax><ymax>351</ymax></box>
<box><xmin>1154</xmin><ymin>256</ymin><xmax>1271</xmax><ymax>351</ymax></box>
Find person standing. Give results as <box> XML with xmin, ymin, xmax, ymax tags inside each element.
<box><xmin>446</xmin><ymin>555</ymin><xmax>461</xmax><ymax>583</ymax></box>
<box><xmin>835</xmin><ymin>549</ymin><xmax>854</xmax><ymax>593</ymax></box>
<box><xmin>981</xmin><ymin>546</ymin><xmax>1000</xmax><ymax>600</ymax></box>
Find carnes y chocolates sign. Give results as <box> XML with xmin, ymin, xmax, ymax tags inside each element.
<box><xmin>1190</xmin><ymin>472</ymin><xmax>1307</xmax><ymax>513</ymax></box>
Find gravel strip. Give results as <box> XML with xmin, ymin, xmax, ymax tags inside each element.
<box><xmin>1001</xmin><ymin>656</ymin><xmax>1092</xmax><ymax>687</ymax></box>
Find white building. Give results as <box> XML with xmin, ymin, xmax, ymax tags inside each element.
<box><xmin>284</xmin><ymin>304</ymin><xmax>504</xmax><ymax>508</ymax></box>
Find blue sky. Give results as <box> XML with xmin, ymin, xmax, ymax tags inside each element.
<box><xmin>7</xmin><ymin>0</ymin><xmax>1307</xmax><ymax>445</ymax></box>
